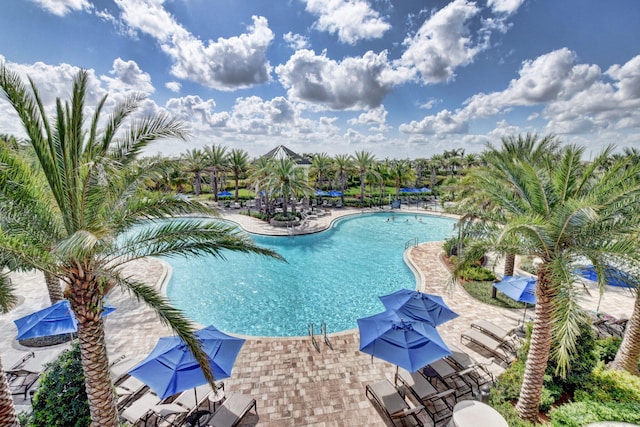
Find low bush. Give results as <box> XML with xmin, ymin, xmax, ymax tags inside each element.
<box><xmin>574</xmin><ymin>363</ymin><xmax>640</xmax><ymax>404</ymax></box>
<box><xmin>550</xmin><ymin>401</ymin><xmax>640</xmax><ymax>427</ymax></box>
<box><xmin>458</xmin><ymin>265</ymin><xmax>496</xmax><ymax>281</ymax></box>
<box><xmin>30</xmin><ymin>342</ymin><xmax>90</xmax><ymax>427</ymax></box>
<box><xmin>593</xmin><ymin>336</ymin><xmax>622</xmax><ymax>364</ymax></box>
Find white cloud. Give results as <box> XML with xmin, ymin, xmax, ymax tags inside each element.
<box><xmin>304</xmin><ymin>0</ymin><xmax>391</xmax><ymax>44</ymax></box>
<box><xmin>165</xmin><ymin>95</ymin><xmax>217</xmax><ymax>128</ymax></box>
<box><xmin>29</xmin><ymin>0</ymin><xmax>92</xmax><ymax>16</ymax></box>
<box><xmin>487</xmin><ymin>0</ymin><xmax>525</xmax><ymax>15</ymax></box>
<box><xmin>113</xmin><ymin>1</ymin><xmax>274</xmax><ymax>90</ymax></box>
<box><xmin>276</xmin><ymin>49</ymin><xmax>394</xmax><ymax>110</ymax></box>
<box><xmin>399</xmin><ymin>109</ymin><xmax>469</xmax><ymax>135</ymax></box>
<box><xmin>165</xmin><ymin>81</ymin><xmax>181</xmax><ymax>93</ymax></box>
<box><xmin>283</xmin><ymin>32</ymin><xmax>309</xmax><ymax>50</ymax></box>
<box><xmin>397</xmin><ymin>0</ymin><xmax>485</xmax><ymax>84</ymax></box>
<box><xmin>348</xmin><ymin>105</ymin><xmax>387</xmax><ymax>126</ymax></box>
<box><xmin>100</xmin><ymin>58</ymin><xmax>155</xmax><ymax>95</ymax></box>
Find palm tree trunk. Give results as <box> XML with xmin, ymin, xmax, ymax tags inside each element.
<box><xmin>0</xmin><ymin>357</ymin><xmax>20</xmax><ymax>427</ymax></box>
<box><xmin>76</xmin><ymin>317</ymin><xmax>118</xmax><ymax>427</ymax></box>
<box><xmin>360</xmin><ymin>172</ymin><xmax>365</xmax><ymax>201</ymax></box>
<box><xmin>504</xmin><ymin>253</ymin><xmax>516</xmax><ymax>276</ymax></box>
<box><xmin>194</xmin><ymin>172</ymin><xmax>201</xmax><ymax>196</ymax></box>
<box><xmin>44</xmin><ymin>271</ymin><xmax>64</xmax><ymax>304</ymax></box>
<box><xmin>515</xmin><ymin>267</ymin><xmax>555</xmax><ymax>422</ymax></box>
<box><xmin>610</xmin><ymin>294</ymin><xmax>640</xmax><ymax>375</ymax></box>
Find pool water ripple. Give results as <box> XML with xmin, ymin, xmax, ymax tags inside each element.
<box><xmin>164</xmin><ymin>212</ymin><xmax>455</xmax><ymax>336</ymax></box>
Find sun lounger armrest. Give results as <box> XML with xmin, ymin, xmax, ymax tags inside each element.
<box><xmin>391</xmin><ymin>405</ymin><xmax>424</xmax><ymax>419</ymax></box>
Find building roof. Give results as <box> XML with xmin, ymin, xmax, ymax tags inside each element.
<box><xmin>260</xmin><ymin>145</ymin><xmax>311</xmax><ymax>165</ymax></box>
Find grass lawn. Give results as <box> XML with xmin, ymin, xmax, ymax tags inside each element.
<box><xmin>461</xmin><ymin>280</ymin><xmax>533</xmax><ymax>310</ymax></box>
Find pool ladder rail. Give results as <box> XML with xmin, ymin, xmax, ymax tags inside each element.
<box><xmin>308</xmin><ymin>321</ymin><xmax>332</xmax><ymax>352</ymax></box>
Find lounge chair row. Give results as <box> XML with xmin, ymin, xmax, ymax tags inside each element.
<box><xmin>6</xmin><ymin>348</ymin><xmax>64</xmax><ymax>400</ymax></box>
<box><xmin>460</xmin><ymin>320</ymin><xmax>519</xmax><ymax>364</ymax></box>
<box><xmin>366</xmin><ymin>347</ymin><xmax>495</xmax><ymax>426</ymax></box>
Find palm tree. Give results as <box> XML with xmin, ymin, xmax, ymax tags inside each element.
<box><xmin>0</xmin><ymin>66</ymin><xmax>280</xmax><ymax>426</ymax></box>
<box><xmin>459</xmin><ymin>139</ymin><xmax>640</xmax><ymax>422</ymax></box>
<box><xmin>264</xmin><ymin>158</ymin><xmax>311</xmax><ymax>215</ymax></box>
<box><xmin>389</xmin><ymin>159</ymin><xmax>415</xmax><ymax>197</ymax></box>
<box><xmin>354</xmin><ymin>150</ymin><xmax>376</xmax><ymax>202</ymax></box>
<box><xmin>310</xmin><ymin>153</ymin><xmax>333</xmax><ymax>190</ymax></box>
<box><xmin>227</xmin><ymin>148</ymin><xmax>250</xmax><ymax>202</ymax></box>
<box><xmin>428</xmin><ymin>154</ymin><xmax>445</xmax><ymax>189</ymax></box>
<box><xmin>204</xmin><ymin>144</ymin><xmax>228</xmax><ymax>201</ymax></box>
<box><xmin>373</xmin><ymin>161</ymin><xmax>390</xmax><ymax>207</ymax></box>
<box><xmin>182</xmin><ymin>148</ymin><xmax>207</xmax><ymax>196</ymax></box>
<box><xmin>333</xmin><ymin>154</ymin><xmax>353</xmax><ymax>204</ymax></box>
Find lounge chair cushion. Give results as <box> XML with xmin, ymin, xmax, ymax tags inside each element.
<box><xmin>207</xmin><ymin>393</ymin><xmax>256</xmax><ymax>427</ymax></box>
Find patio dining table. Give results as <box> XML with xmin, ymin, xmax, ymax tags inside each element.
<box><xmin>447</xmin><ymin>400</ymin><xmax>508</xmax><ymax>427</ymax></box>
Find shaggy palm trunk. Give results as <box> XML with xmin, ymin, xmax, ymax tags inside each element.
<box><xmin>610</xmin><ymin>294</ymin><xmax>640</xmax><ymax>375</ymax></box>
<box><xmin>515</xmin><ymin>266</ymin><xmax>556</xmax><ymax>422</ymax></box>
<box><xmin>194</xmin><ymin>172</ymin><xmax>201</xmax><ymax>196</ymax></box>
<box><xmin>0</xmin><ymin>358</ymin><xmax>20</xmax><ymax>427</ymax></box>
<box><xmin>360</xmin><ymin>172</ymin><xmax>365</xmax><ymax>201</ymax></box>
<box><xmin>44</xmin><ymin>271</ymin><xmax>64</xmax><ymax>304</ymax></box>
<box><xmin>67</xmin><ymin>272</ymin><xmax>118</xmax><ymax>427</ymax></box>
<box><xmin>504</xmin><ymin>253</ymin><xmax>515</xmax><ymax>276</ymax></box>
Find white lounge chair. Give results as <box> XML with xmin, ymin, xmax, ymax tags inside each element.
<box><xmin>205</xmin><ymin>392</ymin><xmax>256</xmax><ymax>427</ymax></box>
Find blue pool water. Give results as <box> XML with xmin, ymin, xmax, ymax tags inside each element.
<box><xmin>164</xmin><ymin>212</ymin><xmax>455</xmax><ymax>337</ymax></box>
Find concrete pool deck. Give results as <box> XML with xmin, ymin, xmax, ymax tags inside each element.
<box><xmin>1</xmin><ymin>206</ymin><xmax>636</xmax><ymax>426</ymax></box>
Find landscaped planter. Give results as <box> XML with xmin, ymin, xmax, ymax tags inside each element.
<box><xmin>269</xmin><ymin>218</ymin><xmax>300</xmax><ymax>227</ymax></box>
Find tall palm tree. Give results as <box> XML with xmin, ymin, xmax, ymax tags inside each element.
<box><xmin>354</xmin><ymin>150</ymin><xmax>376</xmax><ymax>201</ymax></box>
<box><xmin>428</xmin><ymin>153</ymin><xmax>445</xmax><ymax>189</ymax></box>
<box><xmin>182</xmin><ymin>148</ymin><xmax>207</xmax><ymax>196</ymax></box>
<box><xmin>264</xmin><ymin>158</ymin><xmax>311</xmax><ymax>215</ymax></box>
<box><xmin>310</xmin><ymin>153</ymin><xmax>333</xmax><ymax>190</ymax></box>
<box><xmin>227</xmin><ymin>148</ymin><xmax>250</xmax><ymax>202</ymax></box>
<box><xmin>204</xmin><ymin>144</ymin><xmax>228</xmax><ymax>201</ymax></box>
<box><xmin>389</xmin><ymin>159</ymin><xmax>415</xmax><ymax>197</ymax></box>
<box><xmin>333</xmin><ymin>154</ymin><xmax>353</xmax><ymax>204</ymax></box>
<box><xmin>459</xmin><ymin>140</ymin><xmax>640</xmax><ymax>422</ymax></box>
<box><xmin>0</xmin><ymin>66</ymin><xmax>280</xmax><ymax>427</ymax></box>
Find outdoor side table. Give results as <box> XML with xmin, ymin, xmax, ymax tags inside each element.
<box><xmin>208</xmin><ymin>386</ymin><xmax>226</xmax><ymax>412</ymax></box>
<box><xmin>448</xmin><ymin>400</ymin><xmax>508</xmax><ymax>427</ymax></box>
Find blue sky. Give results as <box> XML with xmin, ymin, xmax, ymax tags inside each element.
<box><xmin>1</xmin><ymin>0</ymin><xmax>640</xmax><ymax>159</ymax></box>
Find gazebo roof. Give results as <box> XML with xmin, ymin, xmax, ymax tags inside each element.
<box><xmin>261</xmin><ymin>145</ymin><xmax>311</xmax><ymax>165</ymax></box>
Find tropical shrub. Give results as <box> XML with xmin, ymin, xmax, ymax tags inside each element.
<box><xmin>593</xmin><ymin>336</ymin><xmax>622</xmax><ymax>364</ymax></box>
<box><xmin>31</xmin><ymin>342</ymin><xmax>90</xmax><ymax>427</ymax></box>
<box><xmin>573</xmin><ymin>363</ymin><xmax>640</xmax><ymax>404</ymax></box>
<box><xmin>550</xmin><ymin>401</ymin><xmax>640</xmax><ymax>427</ymax></box>
<box><xmin>458</xmin><ymin>265</ymin><xmax>496</xmax><ymax>281</ymax></box>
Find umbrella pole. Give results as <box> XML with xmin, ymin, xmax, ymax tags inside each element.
<box><xmin>394</xmin><ymin>365</ymin><xmax>399</xmax><ymax>385</ymax></box>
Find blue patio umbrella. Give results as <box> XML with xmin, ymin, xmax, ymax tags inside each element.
<box><xmin>399</xmin><ymin>187</ymin><xmax>420</xmax><ymax>193</ymax></box>
<box><xmin>358</xmin><ymin>310</ymin><xmax>451</xmax><ymax>377</ymax></box>
<box><xmin>418</xmin><ymin>187</ymin><xmax>432</xmax><ymax>193</ymax></box>
<box><xmin>14</xmin><ymin>300</ymin><xmax>115</xmax><ymax>340</ymax></box>
<box><xmin>328</xmin><ymin>190</ymin><xmax>343</xmax><ymax>197</ymax></box>
<box><xmin>217</xmin><ymin>190</ymin><xmax>233</xmax><ymax>197</ymax></box>
<box><xmin>379</xmin><ymin>289</ymin><xmax>458</xmax><ymax>327</ymax></box>
<box><xmin>128</xmin><ymin>325</ymin><xmax>245</xmax><ymax>399</ymax></box>
<box><xmin>493</xmin><ymin>276</ymin><xmax>536</xmax><ymax>324</ymax></box>
<box><xmin>314</xmin><ymin>190</ymin><xmax>328</xmax><ymax>196</ymax></box>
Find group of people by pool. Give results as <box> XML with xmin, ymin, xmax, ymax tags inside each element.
<box><xmin>386</xmin><ymin>214</ymin><xmax>423</xmax><ymax>222</ymax></box>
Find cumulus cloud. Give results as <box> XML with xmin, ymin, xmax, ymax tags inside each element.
<box><xmin>397</xmin><ymin>0</ymin><xmax>485</xmax><ymax>84</ymax></box>
<box><xmin>165</xmin><ymin>95</ymin><xmax>217</xmax><ymax>127</ymax></box>
<box><xmin>348</xmin><ymin>105</ymin><xmax>388</xmax><ymax>130</ymax></box>
<box><xmin>29</xmin><ymin>0</ymin><xmax>92</xmax><ymax>16</ymax></box>
<box><xmin>113</xmin><ymin>1</ymin><xmax>274</xmax><ymax>90</ymax></box>
<box><xmin>165</xmin><ymin>81</ymin><xmax>181</xmax><ymax>93</ymax></box>
<box><xmin>487</xmin><ymin>0</ymin><xmax>524</xmax><ymax>15</ymax></box>
<box><xmin>399</xmin><ymin>109</ymin><xmax>468</xmax><ymax>135</ymax></box>
<box><xmin>401</xmin><ymin>49</ymin><xmax>640</xmax><ymax>138</ymax></box>
<box><xmin>276</xmin><ymin>49</ymin><xmax>394</xmax><ymax>110</ymax></box>
<box><xmin>304</xmin><ymin>0</ymin><xmax>391</xmax><ymax>44</ymax></box>
<box><xmin>283</xmin><ymin>32</ymin><xmax>309</xmax><ymax>50</ymax></box>
<box><xmin>101</xmin><ymin>58</ymin><xmax>155</xmax><ymax>95</ymax></box>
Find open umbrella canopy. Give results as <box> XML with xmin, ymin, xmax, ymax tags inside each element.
<box><xmin>328</xmin><ymin>190</ymin><xmax>343</xmax><ymax>197</ymax></box>
<box><xmin>14</xmin><ymin>300</ymin><xmax>116</xmax><ymax>340</ymax></box>
<box><xmin>358</xmin><ymin>310</ymin><xmax>451</xmax><ymax>372</ymax></box>
<box><xmin>129</xmin><ymin>325</ymin><xmax>245</xmax><ymax>399</ymax></box>
<box><xmin>576</xmin><ymin>265</ymin><xmax>638</xmax><ymax>288</ymax></box>
<box><xmin>379</xmin><ymin>289</ymin><xmax>458</xmax><ymax>327</ymax></box>
<box><xmin>418</xmin><ymin>187</ymin><xmax>432</xmax><ymax>193</ymax></box>
<box><xmin>493</xmin><ymin>276</ymin><xmax>536</xmax><ymax>305</ymax></box>
<box><xmin>314</xmin><ymin>190</ymin><xmax>328</xmax><ymax>196</ymax></box>
<box><xmin>217</xmin><ymin>190</ymin><xmax>233</xmax><ymax>197</ymax></box>
<box><xmin>399</xmin><ymin>187</ymin><xmax>421</xmax><ymax>193</ymax></box>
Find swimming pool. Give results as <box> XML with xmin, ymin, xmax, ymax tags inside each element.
<box><xmin>163</xmin><ymin>212</ymin><xmax>456</xmax><ymax>337</ymax></box>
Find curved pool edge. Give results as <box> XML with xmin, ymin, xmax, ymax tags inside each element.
<box><xmin>156</xmin><ymin>208</ymin><xmax>460</xmax><ymax>340</ymax></box>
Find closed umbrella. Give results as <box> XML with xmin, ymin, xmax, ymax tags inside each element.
<box><xmin>358</xmin><ymin>310</ymin><xmax>451</xmax><ymax>382</ymax></box>
<box><xmin>14</xmin><ymin>300</ymin><xmax>115</xmax><ymax>340</ymax></box>
<box><xmin>128</xmin><ymin>325</ymin><xmax>245</xmax><ymax>400</ymax></box>
<box><xmin>493</xmin><ymin>276</ymin><xmax>536</xmax><ymax>325</ymax></box>
<box><xmin>328</xmin><ymin>190</ymin><xmax>343</xmax><ymax>197</ymax></box>
<box><xmin>379</xmin><ymin>289</ymin><xmax>458</xmax><ymax>327</ymax></box>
